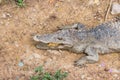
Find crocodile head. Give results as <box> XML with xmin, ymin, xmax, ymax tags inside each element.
<box><xmin>33</xmin><ymin>29</ymin><xmax>75</xmax><ymax>50</ymax></box>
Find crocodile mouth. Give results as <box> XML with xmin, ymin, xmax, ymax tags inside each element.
<box><xmin>36</xmin><ymin>42</ymin><xmax>57</xmax><ymax>49</ymax></box>
<box><xmin>33</xmin><ymin>34</ymin><xmax>72</xmax><ymax>43</ymax></box>
<box><xmin>33</xmin><ymin>35</ymin><xmax>73</xmax><ymax>49</ymax></box>
<box><xmin>35</xmin><ymin>42</ymin><xmax>73</xmax><ymax>50</ymax></box>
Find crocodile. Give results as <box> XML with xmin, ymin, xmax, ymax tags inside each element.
<box><xmin>33</xmin><ymin>17</ymin><xmax>120</xmax><ymax>66</ymax></box>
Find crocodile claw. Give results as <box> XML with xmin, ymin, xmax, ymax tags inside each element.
<box><xmin>74</xmin><ymin>56</ymin><xmax>97</xmax><ymax>67</ymax></box>
<box><xmin>74</xmin><ymin>58</ymin><xmax>87</xmax><ymax>67</ymax></box>
<box><xmin>74</xmin><ymin>58</ymin><xmax>87</xmax><ymax>68</ymax></box>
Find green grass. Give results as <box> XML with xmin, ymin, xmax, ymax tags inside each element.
<box><xmin>31</xmin><ymin>66</ymin><xmax>68</xmax><ymax>80</ymax></box>
<box><xmin>16</xmin><ymin>0</ymin><xmax>25</xmax><ymax>7</ymax></box>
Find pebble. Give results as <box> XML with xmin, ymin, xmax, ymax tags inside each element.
<box><xmin>47</xmin><ymin>50</ymin><xmax>62</xmax><ymax>55</ymax></box>
<box><xmin>88</xmin><ymin>0</ymin><xmax>100</xmax><ymax>5</ymax></box>
<box><xmin>2</xmin><ymin>13</ymin><xmax>12</xmax><ymax>19</ymax></box>
<box><xmin>27</xmin><ymin>53</ymin><xmax>41</xmax><ymax>60</ymax></box>
<box><xmin>113</xmin><ymin>74</ymin><xmax>118</xmax><ymax>77</ymax></box>
<box><xmin>18</xmin><ymin>61</ymin><xmax>24</xmax><ymax>67</ymax></box>
<box><xmin>80</xmin><ymin>74</ymin><xmax>87</xmax><ymax>79</ymax></box>
<box><xmin>111</xmin><ymin>3</ymin><xmax>120</xmax><ymax>14</ymax></box>
<box><xmin>14</xmin><ymin>41</ymin><xmax>19</xmax><ymax>47</ymax></box>
<box><xmin>111</xmin><ymin>69</ymin><xmax>120</xmax><ymax>73</ymax></box>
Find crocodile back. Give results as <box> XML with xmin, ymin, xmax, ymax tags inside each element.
<box><xmin>90</xmin><ymin>18</ymin><xmax>120</xmax><ymax>40</ymax></box>
<box><xmin>89</xmin><ymin>18</ymin><xmax>120</xmax><ymax>50</ymax></box>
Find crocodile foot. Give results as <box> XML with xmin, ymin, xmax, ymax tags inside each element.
<box><xmin>74</xmin><ymin>56</ymin><xmax>97</xmax><ymax>67</ymax></box>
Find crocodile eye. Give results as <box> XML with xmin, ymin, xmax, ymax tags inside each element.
<box><xmin>57</xmin><ymin>37</ymin><xmax>63</xmax><ymax>40</ymax></box>
<box><xmin>36</xmin><ymin>35</ymin><xmax>39</xmax><ymax>39</ymax></box>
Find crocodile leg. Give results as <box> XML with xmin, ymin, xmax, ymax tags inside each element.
<box><xmin>58</xmin><ymin>23</ymin><xmax>85</xmax><ymax>30</ymax></box>
<box><xmin>75</xmin><ymin>45</ymin><xmax>99</xmax><ymax>66</ymax></box>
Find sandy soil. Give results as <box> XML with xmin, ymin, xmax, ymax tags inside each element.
<box><xmin>0</xmin><ymin>0</ymin><xmax>120</xmax><ymax>80</ymax></box>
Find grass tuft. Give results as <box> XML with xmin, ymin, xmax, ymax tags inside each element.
<box><xmin>16</xmin><ymin>0</ymin><xmax>25</xmax><ymax>7</ymax></box>
<box><xmin>31</xmin><ymin>66</ymin><xmax>68</xmax><ymax>80</ymax></box>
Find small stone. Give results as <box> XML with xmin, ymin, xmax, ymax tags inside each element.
<box><xmin>94</xmin><ymin>0</ymin><xmax>100</xmax><ymax>5</ymax></box>
<box><xmin>32</xmin><ymin>53</ymin><xmax>41</xmax><ymax>59</ymax></box>
<box><xmin>113</xmin><ymin>74</ymin><xmax>118</xmax><ymax>77</ymax></box>
<box><xmin>14</xmin><ymin>41</ymin><xmax>19</xmax><ymax>47</ymax></box>
<box><xmin>2</xmin><ymin>13</ymin><xmax>12</xmax><ymax>18</ymax></box>
<box><xmin>88</xmin><ymin>0</ymin><xmax>100</xmax><ymax>5</ymax></box>
<box><xmin>87</xmin><ymin>77</ymin><xmax>93</xmax><ymax>80</ymax></box>
<box><xmin>27</xmin><ymin>53</ymin><xmax>41</xmax><ymax>60</ymax></box>
<box><xmin>80</xmin><ymin>74</ymin><xmax>87</xmax><ymax>79</ymax></box>
<box><xmin>111</xmin><ymin>69</ymin><xmax>120</xmax><ymax>73</ymax></box>
<box><xmin>111</xmin><ymin>3</ymin><xmax>120</xmax><ymax>14</ymax></box>
<box><xmin>2</xmin><ymin>14</ymin><xmax>6</xmax><ymax>18</ymax></box>
<box><xmin>18</xmin><ymin>61</ymin><xmax>24</xmax><ymax>67</ymax></box>
<box><xmin>16</xmin><ymin>76</ymin><xmax>20</xmax><ymax>80</ymax></box>
<box><xmin>47</xmin><ymin>50</ymin><xmax>61</xmax><ymax>55</ymax></box>
<box><xmin>6</xmin><ymin>13</ymin><xmax>12</xmax><ymax>17</ymax></box>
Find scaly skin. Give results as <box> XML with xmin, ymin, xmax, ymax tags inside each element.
<box><xmin>33</xmin><ymin>17</ymin><xmax>120</xmax><ymax>66</ymax></box>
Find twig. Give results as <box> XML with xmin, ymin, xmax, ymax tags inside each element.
<box><xmin>104</xmin><ymin>0</ymin><xmax>113</xmax><ymax>21</ymax></box>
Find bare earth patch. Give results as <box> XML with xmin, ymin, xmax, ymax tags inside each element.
<box><xmin>0</xmin><ymin>0</ymin><xmax>120</xmax><ymax>80</ymax></box>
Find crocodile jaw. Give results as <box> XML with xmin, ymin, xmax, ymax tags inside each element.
<box><xmin>33</xmin><ymin>33</ymin><xmax>73</xmax><ymax>49</ymax></box>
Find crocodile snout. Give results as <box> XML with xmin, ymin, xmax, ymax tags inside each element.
<box><xmin>33</xmin><ymin>35</ymin><xmax>40</xmax><ymax>42</ymax></box>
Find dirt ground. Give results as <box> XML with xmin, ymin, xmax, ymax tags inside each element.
<box><xmin>0</xmin><ymin>0</ymin><xmax>120</xmax><ymax>80</ymax></box>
